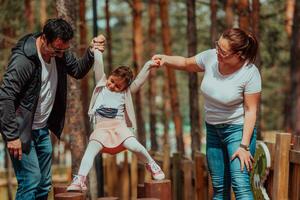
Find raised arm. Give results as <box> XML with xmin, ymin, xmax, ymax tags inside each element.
<box><xmin>93</xmin><ymin>49</ymin><xmax>105</xmax><ymax>82</ymax></box>
<box><xmin>152</xmin><ymin>54</ymin><xmax>204</xmax><ymax>72</ymax></box>
<box><xmin>130</xmin><ymin>60</ymin><xmax>155</xmax><ymax>93</ymax></box>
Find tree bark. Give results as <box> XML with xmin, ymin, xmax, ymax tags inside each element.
<box><xmin>40</xmin><ymin>0</ymin><xmax>47</xmax><ymax>27</ymax></box>
<box><xmin>187</xmin><ymin>0</ymin><xmax>201</xmax><ymax>157</ymax></box>
<box><xmin>132</xmin><ymin>0</ymin><xmax>146</xmax><ymax>146</ymax></box>
<box><xmin>25</xmin><ymin>0</ymin><xmax>34</xmax><ymax>32</ymax></box>
<box><xmin>105</xmin><ymin>0</ymin><xmax>113</xmax><ymax>74</ymax></box>
<box><xmin>285</xmin><ymin>0</ymin><xmax>295</xmax><ymax>38</ymax></box>
<box><xmin>225</xmin><ymin>0</ymin><xmax>235</xmax><ymax>28</ymax></box>
<box><xmin>210</xmin><ymin>0</ymin><xmax>217</xmax><ymax>48</ymax></box>
<box><xmin>159</xmin><ymin>0</ymin><xmax>184</xmax><ymax>153</ymax></box>
<box><xmin>148</xmin><ymin>0</ymin><xmax>158</xmax><ymax>151</ymax></box>
<box><xmin>290</xmin><ymin>0</ymin><xmax>300</xmax><ymax>136</ymax></box>
<box><xmin>237</xmin><ymin>0</ymin><xmax>250</xmax><ymax>31</ymax></box>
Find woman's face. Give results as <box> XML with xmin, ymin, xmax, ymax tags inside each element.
<box><xmin>215</xmin><ymin>37</ymin><xmax>240</xmax><ymax>64</ymax></box>
<box><xmin>106</xmin><ymin>75</ymin><xmax>127</xmax><ymax>92</ymax></box>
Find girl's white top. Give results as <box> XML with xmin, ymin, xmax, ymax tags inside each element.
<box><xmin>195</xmin><ymin>49</ymin><xmax>262</xmax><ymax>125</ymax></box>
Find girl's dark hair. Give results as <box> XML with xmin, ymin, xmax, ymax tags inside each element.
<box><xmin>221</xmin><ymin>28</ymin><xmax>258</xmax><ymax>63</ymax></box>
<box><xmin>42</xmin><ymin>18</ymin><xmax>74</xmax><ymax>43</ymax></box>
<box><xmin>110</xmin><ymin>66</ymin><xmax>133</xmax><ymax>88</ymax></box>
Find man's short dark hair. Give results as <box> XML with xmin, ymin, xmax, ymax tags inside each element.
<box><xmin>42</xmin><ymin>18</ymin><xmax>74</xmax><ymax>43</ymax></box>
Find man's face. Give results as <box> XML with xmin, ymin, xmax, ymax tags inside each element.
<box><xmin>42</xmin><ymin>36</ymin><xmax>70</xmax><ymax>58</ymax></box>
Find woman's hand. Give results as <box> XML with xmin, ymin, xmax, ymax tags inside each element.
<box><xmin>231</xmin><ymin>147</ymin><xmax>254</xmax><ymax>172</ymax></box>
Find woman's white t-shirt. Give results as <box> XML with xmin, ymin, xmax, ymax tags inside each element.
<box><xmin>195</xmin><ymin>49</ymin><xmax>262</xmax><ymax>125</ymax></box>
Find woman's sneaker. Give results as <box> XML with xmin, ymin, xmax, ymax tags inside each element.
<box><xmin>67</xmin><ymin>175</ymin><xmax>87</xmax><ymax>191</ymax></box>
<box><xmin>146</xmin><ymin>161</ymin><xmax>165</xmax><ymax>180</ymax></box>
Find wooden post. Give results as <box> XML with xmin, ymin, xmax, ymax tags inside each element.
<box><xmin>144</xmin><ymin>180</ymin><xmax>171</xmax><ymax>200</ymax></box>
<box><xmin>54</xmin><ymin>192</ymin><xmax>85</xmax><ymax>200</ymax></box>
<box><xmin>131</xmin><ymin>153</ymin><xmax>138</xmax><ymax>200</ymax></box>
<box><xmin>97</xmin><ymin>197</ymin><xmax>119</xmax><ymax>200</ymax></box>
<box><xmin>290</xmin><ymin>135</ymin><xmax>300</xmax><ymax>200</ymax></box>
<box><xmin>105</xmin><ymin>155</ymin><xmax>118</xmax><ymax>196</ymax></box>
<box><xmin>162</xmin><ymin>144</ymin><xmax>170</xmax><ymax>179</ymax></box>
<box><xmin>120</xmin><ymin>151</ymin><xmax>130</xmax><ymax>200</ymax></box>
<box><xmin>137</xmin><ymin>184</ymin><xmax>145</xmax><ymax>198</ymax></box>
<box><xmin>194</xmin><ymin>152</ymin><xmax>208</xmax><ymax>200</ymax></box>
<box><xmin>272</xmin><ymin>133</ymin><xmax>291</xmax><ymax>200</ymax></box>
<box><xmin>137</xmin><ymin>198</ymin><xmax>159</xmax><ymax>200</ymax></box>
<box><xmin>172</xmin><ymin>152</ymin><xmax>182</xmax><ymax>200</ymax></box>
<box><xmin>182</xmin><ymin>159</ymin><xmax>193</xmax><ymax>200</ymax></box>
<box><xmin>53</xmin><ymin>184</ymin><xmax>68</xmax><ymax>197</ymax></box>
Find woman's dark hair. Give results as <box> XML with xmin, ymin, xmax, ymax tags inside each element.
<box><xmin>42</xmin><ymin>18</ymin><xmax>74</xmax><ymax>43</ymax></box>
<box><xmin>110</xmin><ymin>66</ymin><xmax>133</xmax><ymax>88</ymax></box>
<box><xmin>221</xmin><ymin>28</ymin><xmax>258</xmax><ymax>63</ymax></box>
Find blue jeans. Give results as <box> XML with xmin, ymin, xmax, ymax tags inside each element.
<box><xmin>206</xmin><ymin>123</ymin><xmax>256</xmax><ymax>200</ymax></box>
<box><xmin>10</xmin><ymin>127</ymin><xmax>52</xmax><ymax>200</ymax></box>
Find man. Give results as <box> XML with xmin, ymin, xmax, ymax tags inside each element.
<box><xmin>0</xmin><ymin>18</ymin><xmax>105</xmax><ymax>200</ymax></box>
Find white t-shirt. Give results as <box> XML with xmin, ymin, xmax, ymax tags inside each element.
<box><xmin>93</xmin><ymin>87</ymin><xmax>125</xmax><ymax>119</ymax></box>
<box><xmin>32</xmin><ymin>51</ymin><xmax>58</xmax><ymax>130</ymax></box>
<box><xmin>195</xmin><ymin>49</ymin><xmax>261</xmax><ymax>124</ymax></box>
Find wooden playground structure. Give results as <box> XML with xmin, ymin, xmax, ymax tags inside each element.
<box><xmin>51</xmin><ymin>132</ymin><xmax>300</xmax><ymax>200</ymax></box>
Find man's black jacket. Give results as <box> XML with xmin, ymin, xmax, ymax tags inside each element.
<box><xmin>0</xmin><ymin>32</ymin><xmax>94</xmax><ymax>153</ymax></box>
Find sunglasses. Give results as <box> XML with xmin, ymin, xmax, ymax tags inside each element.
<box><xmin>48</xmin><ymin>43</ymin><xmax>70</xmax><ymax>54</ymax></box>
<box><xmin>215</xmin><ymin>41</ymin><xmax>236</xmax><ymax>58</ymax></box>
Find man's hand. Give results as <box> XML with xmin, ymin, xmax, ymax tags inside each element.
<box><xmin>90</xmin><ymin>34</ymin><xmax>106</xmax><ymax>53</ymax></box>
<box><xmin>7</xmin><ymin>139</ymin><xmax>22</xmax><ymax>160</ymax></box>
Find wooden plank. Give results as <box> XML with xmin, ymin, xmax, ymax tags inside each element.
<box><xmin>182</xmin><ymin>160</ymin><xmax>193</xmax><ymax>200</ymax></box>
<box><xmin>120</xmin><ymin>151</ymin><xmax>130</xmax><ymax>200</ymax></box>
<box><xmin>54</xmin><ymin>192</ymin><xmax>85</xmax><ymax>200</ymax></box>
<box><xmin>162</xmin><ymin>144</ymin><xmax>170</xmax><ymax>179</ymax></box>
<box><xmin>272</xmin><ymin>133</ymin><xmax>291</xmax><ymax>200</ymax></box>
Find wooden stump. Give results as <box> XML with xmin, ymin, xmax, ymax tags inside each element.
<box><xmin>54</xmin><ymin>192</ymin><xmax>85</xmax><ymax>200</ymax></box>
<box><xmin>137</xmin><ymin>183</ymin><xmax>145</xmax><ymax>198</ymax></box>
<box><xmin>97</xmin><ymin>197</ymin><xmax>119</xmax><ymax>200</ymax></box>
<box><xmin>53</xmin><ymin>184</ymin><xmax>68</xmax><ymax>196</ymax></box>
<box><xmin>144</xmin><ymin>179</ymin><xmax>171</xmax><ymax>200</ymax></box>
<box><xmin>137</xmin><ymin>198</ymin><xmax>159</xmax><ymax>200</ymax></box>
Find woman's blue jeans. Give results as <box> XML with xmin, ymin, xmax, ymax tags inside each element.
<box><xmin>10</xmin><ymin>127</ymin><xmax>52</xmax><ymax>200</ymax></box>
<box><xmin>206</xmin><ymin>123</ymin><xmax>256</xmax><ymax>200</ymax></box>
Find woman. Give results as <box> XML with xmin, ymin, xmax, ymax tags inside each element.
<box><xmin>152</xmin><ymin>28</ymin><xmax>261</xmax><ymax>199</ymax></box>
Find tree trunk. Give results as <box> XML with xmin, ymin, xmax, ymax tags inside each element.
<box><xmin>290</xmin><ymin>0</ymin><xmax>300</xmax><ymax>136</ymax></box>
<box><xmin>6</xmin><ymin>150</ymin><xmax>13</xmax><ymax>200</ymax></box>
<box><xmin>40</xmin><ymin>0</ymin><xmax>47</xmax><ymax>27</ymax></box>
<box><xmin>225</xmin><ymin>0</ymin><xmax>235</xmax><ymax>28</ymax></box>
<box><xmin>25</xmin><ymin>0</ymin><xmax>34</xmax><ymax>32</ymax></box>
<box><xmin>237</xmin><ymin>0</ymin><xmax>250</xmax><ymax>31</ymax></box>
<box><xmin>159</xmin><ymin>0</ymin><xmax>184</xmax><ymax>153</ymax></box>
<box><xmin>286</xmin><ymin>0</ymin><xmax>295</xmax><ymax>38</ymax></box>
<box><xmin>210</xmin><ymin>0</ymin><xmax>217</xmax><ymax>48</ymax></box>
<box><xmin>132</xmin><ymin>0</ymin><xmax>146</xmax><ymax>146</ymax></box>
<box><xmin>148</xmin><ymin>0</ymin><xmax>158</xmax><ymax>151</ymax></box>
<box><xmin>187</xmin><ymin>0</ymin><xmax>201</xmax><ymax>157</ymax></box>
<box><xmin>56</xmin><ymin>0</ymin><xmax>87</xmax><ymax>186</ymax></box>
<box><xmin>105</xmin><ymin>0</ymin><xmax>113</xmax><ymax>74</ymax></box>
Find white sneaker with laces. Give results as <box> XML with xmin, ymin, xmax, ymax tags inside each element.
<box><xmin>67</xmin><ymin>175</ymin><xmax>87</xmax><ymax>191</ymax></box>
<box><xmin>146</xmin><ymin>161</ymin><xmax>165</xmax><ymax>180</ymax></box>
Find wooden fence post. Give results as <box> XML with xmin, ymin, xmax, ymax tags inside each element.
<box><xmin>144</xmin><ymin>180</ymin><xmax>171</xmax><ymax>200</ymax></box>
<box><xmin>172</xmin><ymin>152</ymin><xmax>182</xmax><ymax>200</ymax></box>
<box><xmin>272</xmin><ymin>133</ymin><xmax>291</xmax><ymax>200</ymax></box>
<box><xmin>53</xmin><ymin>184</ymin><xmax>68</xmax><ymax>197</ymax></box>
<box><xmin>194</xmin><ymin>152</ymin><xmax>208</xmax><ymax>200</ymax></box>
<box><xmin>182</xmin><ymin>159</ymin><xmax>193</xmax><ymax>200</ymax></box>
<box><xmin>131</xmin><ymin>153</ymin><xmax>138</xmax><ymax>200</ymax></box>
<box><xmin>120</xmin><ymin>151</ymin><xmax>130</xmax><ymax>200</ymax></box>
<box><xmin>290</xmin><ymin>135</ymin><xmax>300</xmax><ymax>200</ymax></box>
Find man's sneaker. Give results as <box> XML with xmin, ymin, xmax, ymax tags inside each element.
<box><xmin>146</xmin><ymin>161</ymin><xmax>165</xmax><ymax>180</ymax></box>
<box><xmin>67</xmin><ymin>175</ymin><xmax>87</xmax><ymax>191</ymax></box>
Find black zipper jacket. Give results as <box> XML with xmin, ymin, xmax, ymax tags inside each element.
<box><xmin>0</xmin><ymin>32</ymin><xmax>94</xmax><ymax>153</ymax></box>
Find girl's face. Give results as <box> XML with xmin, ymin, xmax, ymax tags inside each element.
<box><xmin>106</xmin><ymin>75</ymin><xmax>127</xmax><ymax>92</ymax></box>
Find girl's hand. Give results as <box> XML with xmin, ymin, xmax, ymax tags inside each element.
<box><xmin>231</xmin><ymin>147</ymin><xmax>254</xmax><ymax>172</ymax></box>
<box><xmin>151</xmin><ymin>54</ymin><xmax>165</xmax><ymax>67</ymax></box>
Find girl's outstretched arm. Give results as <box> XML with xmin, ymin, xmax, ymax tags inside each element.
<box><xmin>130</xmin><ymin>60</ymin><xmax>155</xmax><ymax>93</ymax></box>
<box><xmin>93</xmin><ymin>49</ymin><xmax>105</xmax><ymax>82</ymax></box>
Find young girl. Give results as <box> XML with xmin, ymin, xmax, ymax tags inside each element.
<box><xmin>67</xmin><ymin>50</ymin><xmax>165</xmax><ymax>191</ymax></box>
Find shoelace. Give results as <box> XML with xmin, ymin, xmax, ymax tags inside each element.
<box><xmin>149</xmin><ymin>162</ymin><xmax>161</xmax><ymax>173</ymax></box>
<box><xmin>72</xmin><ymin>175</ymin><xmax>85</xmax><ymax>186</ymax></box>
